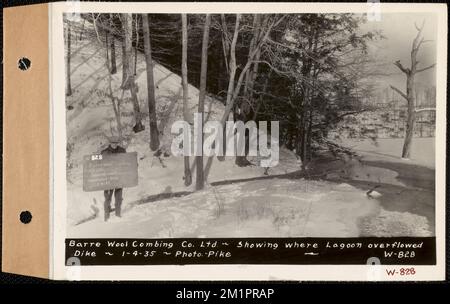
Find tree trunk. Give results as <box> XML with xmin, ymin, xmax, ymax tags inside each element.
<box><xmin>79</xmin><ymin>18</ymin><xmax>86</xmax><ymax>41</ymax></box>
<box><xmin>121</xmin><ymin>40</ymin><xmax>128</xmax><ymax>87</ymax></box>
<box><xmin>142</xmin><ymin>14</ymin><xmax>160</xmax><ymax>151</ymax></box>
<box><xmin>234</xmin><ymin>112</ymin><xmax>252</xmax><ymax>167</ymax></box>
<box><xmin>300</xmin><ymin>112</ymin><xmax>307</xmax><ymax>165</ymax></box>
<box><xmin>225</xmin><ymin>14</ymin><xmax>240</xmax><ymax>110</ymax></box>
<box><xmin>122</xmin><ymin>13</ymin><xmax>144</xmax><ymax>133</ymax></box>
<box><xmin>181</xmin><ymin>14</ymin><xmax>192</xmax><ymax>186</ymax></box>
<box><xmin>244</xmin><ymin>14</ymin><xmax>261</xmax><ymax>100</ymax></box>
<box><xmin>236</xmin><ymin>14</ymin><xmax>261</xmax><ymax>167</ymax></box>
<box><xmin>296</xmin><ymin>86</ymin><xmax>310</xmax><ymax>169</ymax></box>
<box><xmin>306</xmin><ymin>108</ymin><xmax>313</xmax><ymax>161</ymax></box>
<box><xmin>105</xmin><ymin>31</ymin><xmax>110</xmax><ymax>70</ymax></box>
<box><xmin>196</xmin><ymin>14</ymin><xmax>211</xmax><ymax>191</ymax></box>
<box><xmin>218</xmin><ymin>14</ymin><xmax>240</xmax><ymax>162</ymax></box>
<box><xmin>302</xmin><ymin>88</ymin><xmax>310</xmax><ymax>167</ymax></box>
<box><xmin>391</xmin><ymin>22</ymin><xmax>435</xmax><ymax>158</ymax></box>
<box><xmin>134</xmin><ymin>14</ymin><xmax>139</xmax><ymax>76</ymax></box>
<box><xmin>110</xmin><ymin>38</ymin><xmax>117</xmax><ymax>74</ymax></box>
<box><xmin>402</xmin><ymin>75</ymin><xmax>416</xmax><ymax>158</ymax></box>
<box><xmin>253</xmin><ymin>72</ymin><xmax>270</xmax><ymax>121</ymax></box>
<box><xmin>65</xmin><ymin>20</ymin><xmax>72</xmax><ymax>96</ymax></box>
<box><xmin>110</xmin><ymin>89</ymin><xmax>123</xmax><ymax>140</ymax></box>
<box><xmin>109</xmin><ymin>14</ymin><xmax>117</xmax><ymax>74</ymax></box>
<box><xmin>134</xmin><ymin>45</ymin><xmax>138</xmax><ymax>76</ymax></box>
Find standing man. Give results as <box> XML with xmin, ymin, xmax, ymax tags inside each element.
<box><xmin>101</xmin><ymin>136</ymin><xmax>126</xmax><ymax>221</ymax></box>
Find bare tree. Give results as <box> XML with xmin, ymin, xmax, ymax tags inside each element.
<box><xmin>204</xmin><ymin>14</ymin><xmax>285</xmax><ymax>178</ymax></box>
<box><xmin>109</xmin><ymin>14</ymin><xmax>117</xmax><ymax>74</ymax></box>
<box><xmin>391</xmin><ymin>21</ymin><xmax>435</xmax><ymax>158</ymax></box>
<box><xmin>196</xmin><ymin>14</ymin><xmax>211</xmax><ymax>190</ymax></box>
<box><xmin>236</xmin><ymin>14</ymin><xmax>264</xmax><ymax>167</ymax></box>
<box><xmin>220</xmin><ymin>15</ymin><xmax>285</xmax><ymax>126</ymax></box>
<box><xmin>223</xmin><ymin>15</ymin><xmax>283</xmax><ymax>167</ymax></box>
<box><xmin>66</xmin><ymin>20</ymin><xmax>72</xmax><ymax>96</ymax></box>
<box><xmin>142</xmin><ymin>14</ymin><xmax>160</xmax><ymax>151</ymax></box>
<box><xmin>182</xmin><ymin>14</ymin><xmax>192</xmax><ymax>186</ymax></box>
<box><xmin>122</xmin><ymin>13</ymin><xmax>145</xmax><ymax>133</ymax></box>
<box><xmin>92</xmin><ymin>13</ymin><xmax>123</xmax><ymax>139</ymax></box>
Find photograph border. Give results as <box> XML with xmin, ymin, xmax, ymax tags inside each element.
<box><xmin>50</xmin><ymin>1</ymin><xmax>447</xmax><ymax>281</ymax></box>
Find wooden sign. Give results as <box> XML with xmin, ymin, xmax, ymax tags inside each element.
<box><xmin>83</xmin><ymin>152</ymin><xmax>138</xmax><ymax>191</ymax></box>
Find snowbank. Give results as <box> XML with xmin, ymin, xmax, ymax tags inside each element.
<box><xmin>68</xmin><ymin>179</ymin><xmax>379</xmax><ymax>238</ymax></box>
<box><xmin>361</xmin><ymin>209</ymin><xmax>432</xmax><ymax>237</ymax></box>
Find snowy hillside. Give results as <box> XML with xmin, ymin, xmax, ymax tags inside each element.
<box><xmin>65</xmin><ymin>28</ymin><xmax>299</xmax><ymax>227</ymax></box>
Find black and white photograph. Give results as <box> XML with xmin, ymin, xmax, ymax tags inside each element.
<box><xmin>52</xmin><ymin>2</ymin><xmax>446</xmax><ymax>278</ymax></box>
<box><xmin>64</xmin><ymin>11</ymin><xmax>437</xmax><ymax>236</ymax></box>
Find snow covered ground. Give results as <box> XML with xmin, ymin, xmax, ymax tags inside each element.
<box><xmin>65</xmin><ymin>26</ymin><xmax>435</xmax><ymax>238</ymax></box>
<box><xmin>68</xmin><ymin>167</ymin><xmax>433</xmax><ymax>238</ymax></box>
<box><xmin>69</xmin><ymin>179</ymin><xmax>380</xmax><ymax>238</ymax></box>
<box><xmin>65</xmin><ymin>30</ymin><xmax>299</xmax><ymax>228</ymax></box>
<box><xmin>339</xmin><ymin>137</ymin><xmax>435</xmax><ymax>169</ymax></box>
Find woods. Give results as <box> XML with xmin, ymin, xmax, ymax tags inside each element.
<box><xmin>65</xmin><ymin>12</ymin><xmax>436</xmax><ymax>191</ymax></box>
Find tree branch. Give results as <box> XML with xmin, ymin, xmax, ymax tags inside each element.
<box><xmin>253</xmin><ymin>60</ymin><xmax>292</xmax><ymax>77</ymax></box>
<box><xmin>414</xmin><ymin>20</ymin><xmax>424</xmax><ymax>32</ymax></box>
<box><xmin>412</xmin><ymin>20</ymin><xmax>425</xmax><ymax>51</ymax></box>
<box><xmin>416</xmin><ymin>38</ymin><xmax>433</xmax><ymax>50</ymax></box>
<box><xmin>390</xmin><ymin>85</ymin><xmax>408</xmax><ymax>100</ymax></box>
<box><xmin>416</xmin><ymin>63</ymin><xmax>436</xmax><ymax>73</ymax></box>
<box><xmin>312</xmin><ymin>110</ymin><xmax>369</xmax><ymax>129</ymax></box>
<box><xmin>393</xmin><ymin>60</ymin><xmax>409</xmax><ymax>74</ymax></box>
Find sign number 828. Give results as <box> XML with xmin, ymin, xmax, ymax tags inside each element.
<box><xmin>91</xmin><ymin>155</ymin><xmax>103</xmax><ymax>161</ymax></box>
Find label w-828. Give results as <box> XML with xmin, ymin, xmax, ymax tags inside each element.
<box><xmin>386</xmin><ymin>267</ymin><xmax>416</xmax><ymax>277</ymax></box>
